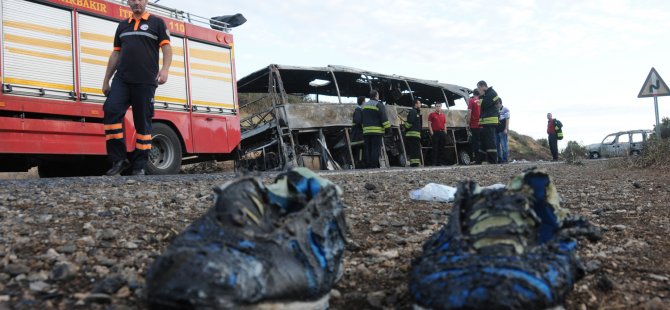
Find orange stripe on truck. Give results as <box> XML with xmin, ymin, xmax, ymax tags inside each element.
<box><xmin>3</xmin><ymin>77</ymin><xmax>73</xmax><ymax>91</ymax></box>
<box><xmin>5</xmin><ymin>47</ymin><xmax>71</xmax><ymax>62</ymax></box>
<box><xmin>3</xmin><ymin>20</ymin><xmax>71</xmax><ymax>37</ymax></box>
<box><xmin>4</xmin><ymin>34</ymin><xmax>71</xmax><ymax>51</ymax></box>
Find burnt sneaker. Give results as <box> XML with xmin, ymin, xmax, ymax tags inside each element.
<box><xmin>146</xmin><ymin>168</ymin><xmax>347</xmax><ymax>310</ymax></box>
<box><xmin>409</xmin><ymin>168</ymin><xmax>600</xmax><ymax>310</ymax></box>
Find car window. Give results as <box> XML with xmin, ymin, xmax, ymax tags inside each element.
<box><xmin>632</xmin><ymin>133</ymin><xmax>644</xmax><ymax>143</ymax></box>
<box><xmin>618</xmin><ymin>134</ymin><xmax>630</xmax><ymax>144</ymax></box>
<box><xmin>603</xmin><ymin>134</ymin><xmax>616</xmax><ymax>144</ymax></box>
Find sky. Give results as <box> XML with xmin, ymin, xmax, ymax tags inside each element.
<box><xmin>157</xmin><ymin>0</ymin><xmax>670</xmax><ymax>148</ymax></box>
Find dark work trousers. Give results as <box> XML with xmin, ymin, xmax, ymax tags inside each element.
<box><xmin>103</xmin><ymin>79</ymin><xmax>157</xmax><ymax>170</ymax></box>
<box><xmin>481</xmin><ymin>126</ymin><xmax>498</xmax><ymax>164</ymax></box>
<box><xmin>406</xmin><ymin>137</ymin><xmax>422</xmax><ymax>167</ymax></box>
<box><xmin>470</xmin><ymin>127</ymin><xmax>484</xmax><ymax>163</ymax></box>
<box><xmin>363</xmin><ymin>135</ymin><xmax>383</xmax><ymax>169</ymax></box>
<box><xmin>548</xmin><ymin>133</ymin><xmax>559</xmax><ymax>160</ymax></box>
<box><xmin>351</xmin><ymin>141</ymin><xmax>365</xmax><ymax>169</ymax></box>
<box><xmin>431</xmin><ymin>131</ymin><xmax>447</xmax><ymax>166</ymax></box>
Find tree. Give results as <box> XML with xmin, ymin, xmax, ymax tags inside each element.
<box><xmin>653</xmin><ymin>117</ymin><xmax>670</xmax><ymax>139</ymax></box>
<box><xmin>561</xmin><ymin>141</ymin><xmax>586</xmax><ymax>164</ymax></box>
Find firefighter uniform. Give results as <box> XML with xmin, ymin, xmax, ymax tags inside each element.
<box><xmin>478</xmin><ymin>87</ymin><xmax>500</xmax><ymax>164</ymax></box>
<box><xmin>362</xmin><ymin>99</ymin><xmax>391</xmax><ymax>168</ymax></box>
<box><xmin>404</xmin><ymin>107</ymin><xmax>422</xmax><ymax>167</ymax></box>
<box><xmin>104</xmin><ymin>12</ymin><xmax>170</xmax><ymax>172</ymax></box>
<box><xmin>351</xmin><ymin>106</ymin><xmax>365</xmax><ymax>167</ymax></box>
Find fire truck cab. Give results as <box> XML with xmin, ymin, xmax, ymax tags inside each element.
<box><xmin>0</xmin><ymin>0</ymin><xmax>240</xmax><ymax>176</ymax></box>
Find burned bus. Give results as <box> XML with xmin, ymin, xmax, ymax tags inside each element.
<box><xmin>236</xmin><ymin>64</ymin><xmax>472</xmax><ymax>171</ymax></box>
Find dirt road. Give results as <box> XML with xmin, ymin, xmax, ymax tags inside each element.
<box><xmin>0</xmin><ymin>161</ymin><xmax>668</xmax><ymax>309</ymax></box>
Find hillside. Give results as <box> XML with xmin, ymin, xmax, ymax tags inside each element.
<box><xmin>508</xmin><ymin>130</ymin><xmax>552</xmax><ymax>161</ymax></box>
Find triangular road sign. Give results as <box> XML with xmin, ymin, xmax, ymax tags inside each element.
<box><xmin>638</xmin><ymin>67</ymin><xmax>670</xmax><ymax>98</ymax></box>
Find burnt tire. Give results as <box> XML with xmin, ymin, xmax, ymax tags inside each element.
<box><xmin>589</xmin><ymin>152</ymin><xmax>600</xmax><ymax>159</ymax></box>
<box><xmin>458</xmin><ymin>149</ymin><xmax>471</xmax><ymax>165</ymax></box>
<box><xmin>147</xmin><ymin>123</ymin><xmax>182</xmax><ymax>175</ymax></box>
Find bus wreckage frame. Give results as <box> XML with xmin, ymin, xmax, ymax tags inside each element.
<box><xmin>236</xmin><ymin>64</ymin><xmax>472</xmax><ymax>171</ymax></box>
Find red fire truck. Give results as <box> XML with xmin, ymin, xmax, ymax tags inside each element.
<box><xmin>0</xmin><ymin>0</ymin><xmax>241</xmax><ymax>176</ymax></box>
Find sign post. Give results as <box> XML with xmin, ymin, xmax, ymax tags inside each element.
<box><xmin>638</xmin><ymin>67</ymin><xmax>670</xmax><ymax>139</ymax></box>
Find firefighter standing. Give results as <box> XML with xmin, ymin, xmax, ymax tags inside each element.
<box><xmin>102</xmin><ymin>0</ymin><xmax>173</xmax><ymax>176</ymax></box>
<box><xmin>350</xmin><ymin>96</ymin><xmax>365</xmax><ymax>168</ymax></box>
<box><xmin>476</xmin><ymin>80</ymin><xmax>500</xmax><ymax>164</ymax></box>
<box><xmin>405</xmin><ymin>99</ymin><xmax>423</xmax><ymax>167</ymax></box>
<box><xmin>362</xmin><ymin>90</ymin><xmax>390</xmax><ymax>168</ymax></box>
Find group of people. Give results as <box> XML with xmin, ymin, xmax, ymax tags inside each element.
<box><xmin>351</xmin><ymin>80</ymin><xmax>564</xmax><ymax>168</ymax></box>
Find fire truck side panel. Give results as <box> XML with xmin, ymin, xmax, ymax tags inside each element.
<box><xmin>187</xmin><ymin>39</ymin><xmax>236</xmax><ymax>153</ymax></box>
<box><xmin>0</xmin><ymin>117</ymin><xmax>104</xmax><ymax>154</ymax></box>
<box><xmin>156</xmin><ymin>37</ymin><xmax>188</xmax><ymax>106</ymax></box>
<box><xmin>77</xmin><ymin>13</ymin><xmax>117</xmax><ymax>101</ymax></box>
<box><xmin>2</xmin><ymin>0</ymin><xmax>75</xmax><ymax>98</ymax></box>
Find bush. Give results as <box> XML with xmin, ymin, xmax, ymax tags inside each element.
<box><xmin>536</xmin><ymin>138</ymin><xmax>549</xmax><ymax>149</ymax></box>
<box><xmin>629</xmin><ymin>138</ymin><xmax>670</xmax><ymax>168</ymax></box>
<box><xmin>561</xmin><ymin>141</ymin><xmax>586</xmax><ymax>164</ymax></box>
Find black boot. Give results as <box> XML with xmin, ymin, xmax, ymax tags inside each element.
<box><xmin>105</xmin><ymin>160</ymin><xmax>130</xmax><ymax>176</ymax></box>
<box><xmin>131</xmin><ymin>169</ymin><xmax>145</xmax><ymax>176</ymax></box>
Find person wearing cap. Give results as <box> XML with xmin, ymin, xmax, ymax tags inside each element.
<box><xmin>476</xmin><ymin>80</ymin><xmax>500</xmax><ymax>164</ymax></box>
<box><xmin>428</xmin><ymin>102</ymin><xmax>448</xmax><ymax>166</ymax></box>
<box><xmin>102</xmin><ymin>0</ymin><xmax>172</xmax><ymax>176</ymax></box>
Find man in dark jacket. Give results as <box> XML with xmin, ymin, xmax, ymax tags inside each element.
<box><xmin>362</xmin><ymin>90</ymin><xmax>390</xmax><ymax>168</ymax></box>
<box><xmin>547</xmin><ymin>113</ymin><xmax>563</xmax><ymax>161</ymax></box>
<box><xmin>404</xmin><ymin>99</ymin><xmax>423</xmax><ymax>167</ymax></box>
<box><xmin>476</xmin><ymin>81</ymin><xmax>500</xmax><ymax>164</ymax></box>
<box><xmin>351</xmin><ymin>96</ymin><xmax>365</xmax><ymax>168</ymax></box>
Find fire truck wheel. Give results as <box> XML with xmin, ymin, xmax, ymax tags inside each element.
<box><xmin>147</xmin><ymin>123</ymin><xmax>182</xmax><ymax>175</ymax></box>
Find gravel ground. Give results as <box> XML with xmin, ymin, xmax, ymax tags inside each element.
<box><xmin>0</xmin><ymin>160</ymin><xmax>669</xmax><ymax>310</ymax></box>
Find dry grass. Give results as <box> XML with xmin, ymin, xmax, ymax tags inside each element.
<box><xmin>607</xmin><ymin>138</ymin><xmax>670</xmax><ymax>169</ymax></box>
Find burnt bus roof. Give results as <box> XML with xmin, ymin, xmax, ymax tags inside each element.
<box><xmin>237</xmin><ymin>64</ymin><xmax>471</xmax><ymax>107</ymax></box>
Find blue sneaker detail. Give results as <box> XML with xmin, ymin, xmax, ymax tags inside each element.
<box><xmin>410</xmin><ymin>168</ymin><xmax>601</xmax><ymax>310</ymax></box>
<box><xmin>146</xmin><ymin>168</ymin><xmax>347</xmax><ymax>309</ymax></box>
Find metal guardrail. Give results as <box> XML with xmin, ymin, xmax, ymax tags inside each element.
<box><xmin>107</xmin><ymin>0</ymin><xmax>230</xmax><ymax>31</ymax></box>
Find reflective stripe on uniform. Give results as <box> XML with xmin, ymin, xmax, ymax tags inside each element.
<box><xmin>363</xmin><ymin>126</ymin><xmax>384</xmax><ymax>134</ymax></box>
<box><xmin>119</xmin><ymin>31</ymin><xmax>158</xmax><ymax>40</ymax></box>
<box><xmin>104</xmin><ymin>123</ymin><xmax>123</xmax><ymax>130</ymax></box>
<box><xmin>382</xmin><ymin>121</ymin><xmax>391</xmax><ymax>129</ymax></box>
<box><xmin>406</xmin><ymin>130</ymin><xmax>421</xmax><ymax>138</ymax></box>
<box><xmin>135</xmin><ymin>143</ymin><xmax>152</xmax><ymax>150</ymax></box>
<box><xmin>363</xmin><ymin>105</ymin><xmax>379</xmax><ymax>111</ymax></box>
<box><xmin>479</xmin><ymin>116</ymin><xmax>499</xmax><ymax>125</ymax></box>
<box><xmin>404</xmin><ymin>122</ymin><xmax>412</xmax><ymax>129</ymax></box>
<box><xmin>410</xmin><ymin>159</ymin><xmax>422</xmax><ymax>165</ymax></box>
<box><xmin>106</xmin><ymin>133</ymin><xmax>123</xmax><ymax>140</ymax></box>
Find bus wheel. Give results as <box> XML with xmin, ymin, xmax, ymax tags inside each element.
<box><xmin>458</xmin><ymin>149</ymin><xmax>471</xmax><ymax>165</ymax></box>
<box><xmin>147</xmin><ymin>123</ymin><xmax>182</xmax><ymax>175</ymax></box>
